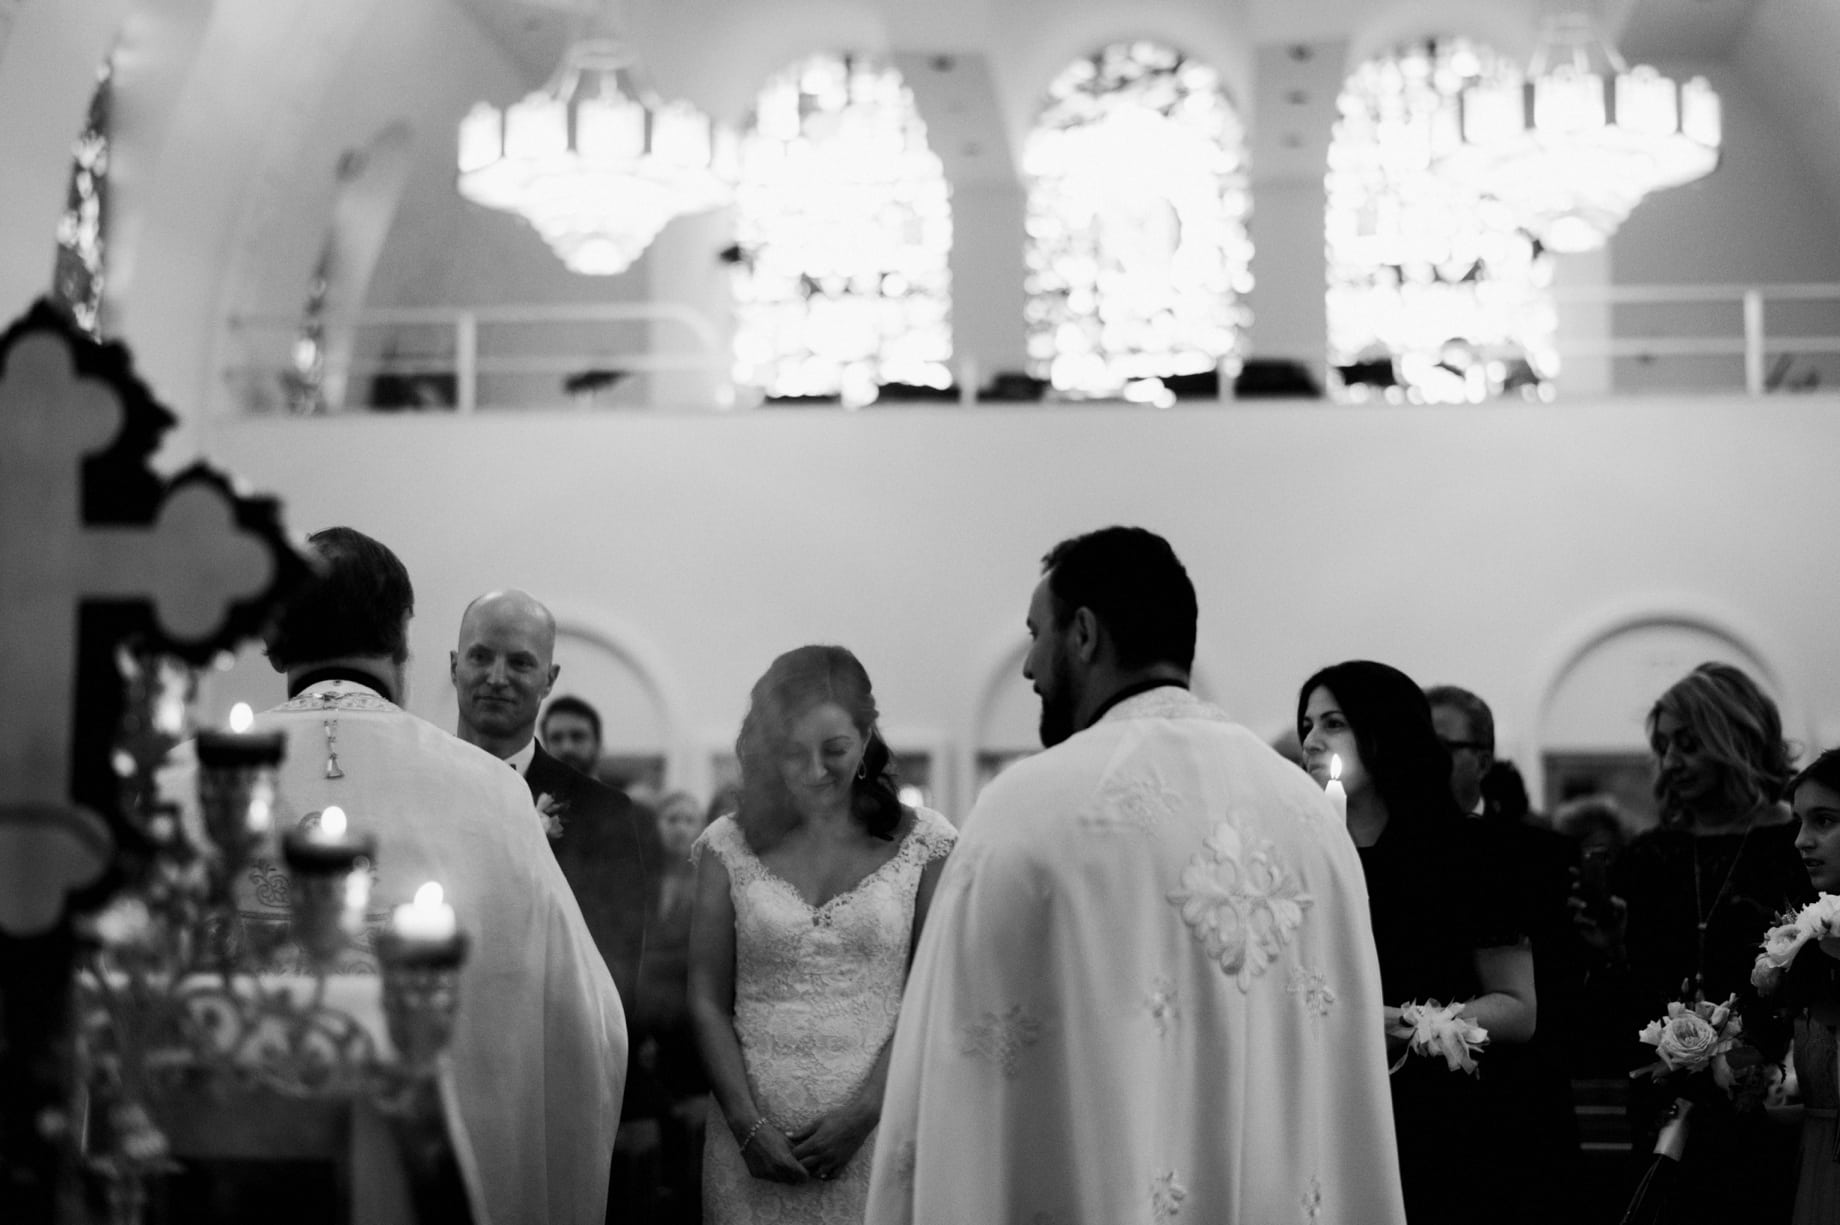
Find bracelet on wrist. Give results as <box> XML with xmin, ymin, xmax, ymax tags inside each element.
<box><xmin>738</xmin><ymin>1115</ymin><xmax>769</xmax><ymax>1153</ymax></box>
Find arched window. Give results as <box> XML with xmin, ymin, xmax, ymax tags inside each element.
<box><xmin>52</xmin><ymin>58</ymin><xmax>113</xmax><ymax>337</ymax></box>
<box><xmin>731</xmin><ymin>54</ymin><xmax>953</xmax><ymax>408</ymax></box>
<box><xmin>1326</xmin><ymin>38</ymin><xmax>1557</xmax><ymax>403</ymax></box>
<box><xmin>1023</xmin><ymin>41</ymin><xmax>1251</xmax><ymax>404</ymax></box>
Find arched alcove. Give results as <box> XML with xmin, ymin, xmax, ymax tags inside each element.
<box><xmin>1531</xmin><ymin>608</ymin><xmax>1794</xmax><ymax>824</ymax></box>
<box><xmin>548</xmin><ymin>617</ymin><xmax>685</xmax><ymax>797</ymax></box>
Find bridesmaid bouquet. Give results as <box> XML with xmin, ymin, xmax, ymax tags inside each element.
<box><xmin>1750</xmin><ymin>893</ymin><xmax>1840</xmax><ymax>996</ymax></box>
<box><xmin>1635</xmin><ymin>995</ymin><xmax>1743</xmax><ymax>1078</ymax></box>
<box><xmin>1387</xmin><ymin>999</ymin><xmax>1488</xmax><ymax>1075</ymax></box>
<box><xmin>1632</xmin><ymin>994</ymin><xmax>1782</xmax><ymax>1111</ymax></box>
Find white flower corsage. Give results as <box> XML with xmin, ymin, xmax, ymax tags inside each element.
<box><xmin>535</xmin><ymin>792</ymin><xmax>568</xmax><ymax>839</ymax></box>
<box><xmin>1389</xmin><ymin>999</ymin><xmax>1489</xmax><ymax>1075</ymax></box>
<box><xmin>1752</xmin><ymin>894</ymin><xmax>1840</xmax><ymax>994</ymax></box>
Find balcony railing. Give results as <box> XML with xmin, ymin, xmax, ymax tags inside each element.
<box><xmin>223</xmin><ymin>283</ymin><xmax>1840</xmax><ymax>413</ymax></box>
<box><xmin>1551</xmin><ymin>282</ymin><xmax>1840</xmax><ymax>396</ymax></box>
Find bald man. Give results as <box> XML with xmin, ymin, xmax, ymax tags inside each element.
<box><xmin>451</xmin><ymin>590</ymin><xmax>657</xmax><ymax>1056</ymax></box>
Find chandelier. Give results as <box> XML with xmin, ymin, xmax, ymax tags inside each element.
<box><xmin>1431</xmin><ymin>3</ymin><xmax>1721</xmax><ymax>253</ymax></box>
<box><xmin>457</xmin><ymin>35</ymin><xmax>735</xmax><ymax>275</ymax></box>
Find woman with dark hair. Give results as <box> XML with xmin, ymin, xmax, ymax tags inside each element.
<box><xmin>1296</xmin><ymin>660</ymin><xmax>1534</xmax><ymax>1225</ymax></box>
<box><xmin>687</xmin><ymin>646</ymin><xmax>954</xmax><ymax>1225</ymax></box>
<box><xmin>1579</xmin><ymin>662</ymin><xmax>1809</xmax><ymax>1222</ymax></box>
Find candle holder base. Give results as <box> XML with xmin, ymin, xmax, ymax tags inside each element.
<box><xmin>378</xmin><ymin>931</ymin><xmax>469</xmax><ymax>1073</ymax></box>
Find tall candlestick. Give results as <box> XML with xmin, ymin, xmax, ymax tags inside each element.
<box><xmin>282</xmin><ymin>807</ymin><xmax>377</xmax><ymax>964</ymax></box>
<box><xmin>1325</xmin><ymin>753</ymin><xmax>1349</xmax><ymax>824</ymax></box>
<box><xmin>379</xmin><ymin>881</ymin><xmax>468</xmax><ymax>1069</ymax></box>
<box><xmin>196</xmin><ymin>705</ymin><xmax>286</xmax><ymax>864</ymax></box>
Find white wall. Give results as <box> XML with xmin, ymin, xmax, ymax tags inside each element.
<box><xmin>192</xmin><ymin>394</ymin><xmax>1840</xmax><ymax>816</ymax></box>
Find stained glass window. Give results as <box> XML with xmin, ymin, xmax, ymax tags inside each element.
<box><xmin>1326</xmin><ymin>38</ymin><xmax>1557</xmax><ymax>403</ymax></box>
<box><xmin>52</xmin><ymin>58</ymin><xmax>113</xmax><ymax>338</ymax></box>
<box><xmin>731</xmin><ymin>54</ymin><xmax>953</xmax><ymax>408</ymax></box>
<box><xmin>1024</xmin><ymin>42</ymin><xmax>1251</xmax><ymax>404</ymax></box>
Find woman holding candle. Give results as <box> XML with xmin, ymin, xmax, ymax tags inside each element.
<box><xmin>1296</xmin><ymin>659</ymin><xmax>1534</xmax><ymax>1225</ymax></box>
<box><xmin>688</xmin><ymin>645</ymin><xmax>954</xmax><ymax>1225</ymax></box>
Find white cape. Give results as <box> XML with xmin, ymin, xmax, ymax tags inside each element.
<box><xmin>866</xmin><ymin>687</ymin><xmax>1404</xmax><ymax>1225</ymax></box>
<box><xmin>165</xmin><ymin>682</ymin><xmax>625</xmax><ymax>1225</ymax></box>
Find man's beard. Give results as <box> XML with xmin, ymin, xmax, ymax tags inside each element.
<box><xmin>1037</xmin><ymin>684</ymin><xmax>1077</xmax><ymax>748</ymax></box>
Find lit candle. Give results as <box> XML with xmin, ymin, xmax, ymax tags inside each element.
<box><xmin>196</xmin><ymin>702</ymin><xmax>286</xmax><ymax>856</ymax></box>
<box><xmin>316</xmin><ymin>805</ymin><xmax>348</xmax><ymax>840</ymax></box>
<box><xmin>282</xmin><ymin>806</ymin><xmax>376</xmax><ymax>875</ymax></box>
<box><xmin>390</xmin><ymin>882</ymin><xmax>458</xmax><ymax>944</ymax></box>
<box><xmin>1325</xmin><ymin>754</ymin><xmax>1349</xmax><ymax>824</ymax></box>
<box><xmin>280</xmin><ymin>806</ymin><xmax>377</xmax><ymax>964</ymax></box>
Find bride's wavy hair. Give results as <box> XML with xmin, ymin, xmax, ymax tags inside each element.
<box><xmin>1647</xmin><ymin>662</ymin><xmax>1795</xmax><ymax>829</ymax></box>
<box><xmin>733</xmin><ymin>645</ymin><xmax>903</xmax><ymax>852</ymax></box>
<box><xmin>1296</xmin><ymin>659</ymin><xmax>1461</xmax><ymax>836</ymax></box>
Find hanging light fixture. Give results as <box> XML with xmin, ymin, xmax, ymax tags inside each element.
<box><xmin>456</xmin><ymin>22</ymin><xmax>735</xmax><ymax>276</ymax></box>
<box><xmin>1431</xmin><ymin>0</ymin><xmax>1721</xmax><ymax>253</ymax></box>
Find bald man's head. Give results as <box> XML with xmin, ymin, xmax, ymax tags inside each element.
<box><xmin>450</xmin><ymin>589</ymin><xmax>561</xmax><ymax>757</ymax></box>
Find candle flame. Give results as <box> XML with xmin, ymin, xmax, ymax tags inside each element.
<box><xmin>414</xmin><ymin>881</ymin><xmax>444</xmax><ymax>909</ymax></box>
<box><xmin>1330</xmin><ymin>754</ymin><xmax>1343</xmax><ymax>782</ymax></box>
<box><xmin>320</xmin><ymin>805</ymin><xmax>347</xmax><ymax>837</ymax></box>
<box><xmin>229</xmin><ymin>702</ymin><xmax>254</xmax><ymax>733</ymax></box>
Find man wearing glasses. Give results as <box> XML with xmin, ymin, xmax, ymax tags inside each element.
<box><xmin>1426</xmin><ymin>684</ymin><xmax>1496</xmax><ymax>817</ymax></box>
<box><xmin>1426</xmin><ymin>683</ymin><xmax>1585</xmax><ymax>1225</ymax></box>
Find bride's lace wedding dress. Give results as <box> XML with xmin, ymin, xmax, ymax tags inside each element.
<box><xmin>694</xmin><ymin>807</ymin><xmax>955</xmax><ymax>1225</ymax></box>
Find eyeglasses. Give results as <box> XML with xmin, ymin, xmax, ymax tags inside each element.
<box><xmin>1438</xmin><ymin>738</ymin><xmax>1489</xmax><ymax>754</ymax></box>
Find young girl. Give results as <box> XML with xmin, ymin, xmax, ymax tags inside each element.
<box><xmin>1786</xmin><ymin>749</ymin><xmax>1840</xmax><ymax>1225</ymax></box>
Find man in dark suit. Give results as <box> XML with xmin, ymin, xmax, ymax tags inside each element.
<box><xmin>1428</xmin><ymin>683</ymin><xmax>1586</xmax><ymax>1225</ymax></box>
<box><xmin>450</xmin><ymin>590</ymin><xmax>655</xmax><ymax>1029</ymax></box>
<box><xmin>542</xmin><ymin>693</ymin><xmax>605</xmax><ymax>777</ymax></box>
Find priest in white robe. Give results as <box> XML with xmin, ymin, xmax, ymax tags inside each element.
<box><xmin>165</xmin><ymin>527</ymin><xmax>625</xmax><ymax>1225</ymax></box>
<box><xmin>866</xmin><ymin>527</ymin><xmax>1405</xmax><ymax>1225</ymax></box>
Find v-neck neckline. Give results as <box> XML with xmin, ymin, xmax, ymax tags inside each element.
<box><xmin>745</xmin><ymin>816</ymin><xmax>918</xmax><ymax>914</ymax></box>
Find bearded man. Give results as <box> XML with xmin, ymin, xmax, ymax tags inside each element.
<box><xmin>867</xmin><ymin>526</ymin><xmax>1404</xmax><ymax>1225</ymax></box>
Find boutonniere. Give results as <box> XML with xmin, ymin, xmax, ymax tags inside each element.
<box><xmin>535</xmin><ymin>792</ymin><xmax>569</xmax><ymax>839</ymax></box>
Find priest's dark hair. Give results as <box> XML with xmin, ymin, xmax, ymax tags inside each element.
<box><xmin>542</xmin><ymin>694</ymin><xmax>602</xmax><ymax>744</ymax></box>
<box><xmin>1040</xmin><ymin>526</ymin><xmax>1196</xmax><ymax>671</ymax></box>
<box><xmin>266</xmin><ymin>526</ymin><xmax>415</xmax><ymax>669</ymax></box>
<box><xmin>733</xmin><ymin>644</ymin><xmax>903</xmax><ymax>851</ymax></box>
<box><xmin>1296</xmin><ymin>659</ymin><xmax>1461</xmax><ymax>834</ymax></box>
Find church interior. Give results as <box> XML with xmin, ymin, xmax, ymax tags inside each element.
<box><xmin>5</xmin><ymin>0</ymin><xmax>1840</xmax><ymax>1217</ymax></box>
<box><xmin>6</xmin><ymin>0</ymin><xmax>1839</xmax><ymax>815</ymax></box>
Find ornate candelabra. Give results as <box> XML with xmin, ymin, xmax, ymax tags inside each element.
<box><xmin>64</xmin><ymin>651</ymin><xmax>470</xmax><ymax>1223</ymax></box>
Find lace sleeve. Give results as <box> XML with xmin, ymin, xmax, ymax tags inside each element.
<box><xmin>689</xmin><ymin>814</ymin><xmax>738</xmax><ymax>869</ymax></box>
<box><xmin>909</xmin><ymin>807</ymin><xmax>958</xmax><ymax>864</ymax></box>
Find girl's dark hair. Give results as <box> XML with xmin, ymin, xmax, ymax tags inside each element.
<box><xmin>733</xmin><ymin>645</ymin><xmax>903</xmax><ymax>851</ymax></box>
<box><xmin>1295</xmin><ymin>659</ymin><xmax>1461</xmax><ymax>834</ymax></box>
<box><xmin>1786</xmin><ymin>749</ymin><xmax>1840</xmax><ymax>805</ymax></box>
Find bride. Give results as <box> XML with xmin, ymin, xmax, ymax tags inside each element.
<box><xmin>687</xmin><ymin>645</ymin><xmax>954</xmax><ymax>1224</ymax></box>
